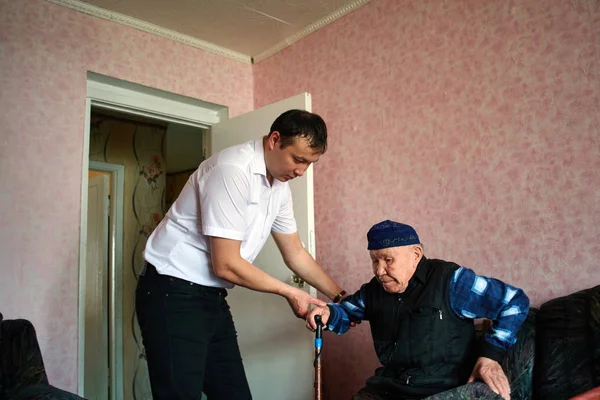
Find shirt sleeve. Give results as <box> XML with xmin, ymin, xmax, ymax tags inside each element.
<box><xmin>271</xmin><ymin>184</ymin><xmax>297</xmax><ymax>234</ymax></box>
<box><xmin>449</xmin><ymin>266</ymin><xmax>530</xmax><ymax>363</ymax></box>
<box><xmin>326</xmin><ymin>284</ymin><xmax>368</xmax><ymax>334</ymax></box>
<box><xmin>200</xmin><ymin>164</ymin><xmax>250</xmax><ymax>241</ymax></box>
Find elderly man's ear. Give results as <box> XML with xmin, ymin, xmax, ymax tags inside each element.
<box><xmin>412</xmin><ymin>245</ymin><xmax>423</xmax><ymax>260</ymax></box>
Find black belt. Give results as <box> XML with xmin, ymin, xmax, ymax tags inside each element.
<box><xmin>143</xmin><ymin>262</ymin><xmax>227</xmax><ymax>295</ymax></box>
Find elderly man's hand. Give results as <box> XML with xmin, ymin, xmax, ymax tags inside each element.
<box><xmin>305</xmin><ymin>305</ymin><xmax>330</xmax><ymax>331</ymax></box>
<box><xmin>467</xmin><ymin>357</ymin><xmax>510</xmax><ymax>399</ymax></box>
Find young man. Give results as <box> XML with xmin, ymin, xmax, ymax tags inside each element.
<box><xmin>136</xmin><ymin>110</ymin><xmax>346</xmax><ymax>399</ymax></box>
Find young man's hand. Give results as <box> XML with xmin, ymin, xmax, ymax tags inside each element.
<box><xmin>282</xmin><ymin>286</ymin><xmax>326</xmax><ymax>319</ymax></box>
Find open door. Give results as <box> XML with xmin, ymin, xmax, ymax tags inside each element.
<box><xmin>211</xmin><ymin>93</ymin><xmax>317</xmax><ymax>400</ymax></box>
<box><xmin>84</xmin><ymin>173</ymin><xmax>110</xmax><ymax>400</ymax></box>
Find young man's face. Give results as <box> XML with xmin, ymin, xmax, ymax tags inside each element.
<box><xmin>370</xmin><ymin>245</ymin><xmax>422</xmax><ymax>293</ymax></box>
<box><xmin>266</xmin><ymin>133</ymin><xmax>321</xmax><ymax>182</ymax></box>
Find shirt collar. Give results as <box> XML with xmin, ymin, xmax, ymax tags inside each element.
<box><xmin>411</xmin><ymin>256</ymin><xmax>429</xmax><ymax>285</ymax></box>
<box><xmin>399</xmin><ymin>256</ymin><xmax>428</xmax><ymax>295</ymax></box>
<box><xmin>252</xmin><ymin>139</ymin><xmax>267</xmax><ymax>177</ymax></box>
<box><xmin>252</xmin><ymin>139</ymin><xmax>283</xmax><ymax>188</ymax></box>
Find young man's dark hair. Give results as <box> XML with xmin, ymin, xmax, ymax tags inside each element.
<box><xmin>269</xmin><ymin>109</ymin><xmax>328</xmax><ymax>154</ymax></box>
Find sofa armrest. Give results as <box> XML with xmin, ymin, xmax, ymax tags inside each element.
<box><xmin>424</xmin><ymin>382</ymin><xmax>504</xmax><ymax>400</ymax></box>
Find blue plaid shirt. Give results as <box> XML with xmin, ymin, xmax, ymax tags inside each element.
<box><xmin>326</xmin><ymin>264</ymin><xmax>530</xmax><ymax>361</ymax></box>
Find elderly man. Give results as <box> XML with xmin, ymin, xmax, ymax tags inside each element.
<box><xmin>306</xmin><ymin>220</ymin><xmax>529</xmax><ymax>400</ymax></box>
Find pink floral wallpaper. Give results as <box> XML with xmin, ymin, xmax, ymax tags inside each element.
<box><xmin>254</xmin><ymin>0</ymin><xmax>600</xmax><ymax>398</ymax></box>
<box><xmin>2</xmin><ymin>0</ymin><xmax>599</xmax><ymax>397</ymax></box>
<box><xmin>0</xmin><ymin>0</ymin><xmax>252</xmax><ymax>392</ymax></box>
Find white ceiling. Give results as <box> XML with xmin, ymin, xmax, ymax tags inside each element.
<box><xmin>62</xmin><ymin>0</ymin><xmax>370</xmax><ymax>62</ymax></box>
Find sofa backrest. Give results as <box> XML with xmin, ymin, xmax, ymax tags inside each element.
<box><xmin>534</xmin><ymin>285</ymin><xmax>600</xmax><ymax>399</ymax></box>
<box><xmin>0</xmin><ymin>318</ymin><xmax>49</xmax><ymax>394</ymax></box>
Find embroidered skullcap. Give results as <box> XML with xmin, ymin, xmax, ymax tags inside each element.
<box><xmin>367</xmin><ymin>220</ymin><xmax>420</xmax><ymax>250</ymax></box>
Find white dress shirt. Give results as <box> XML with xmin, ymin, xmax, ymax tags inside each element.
<box><xmin>144</xmin><ymin>139</ymin><xmax>297</xmax><ymax>288</ymax></box>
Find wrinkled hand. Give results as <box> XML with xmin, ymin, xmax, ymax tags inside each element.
<box><xmin>306</xmin><ymin>305</ymin><xmax>330</xmax><ymax>331</ymax></box>
<box><xmin>468</xmin><ymin>357</ymin><xmax>510</xmax><ymax>400</ymax></box>
<box><xmin>284</xmin><ymin>287</ymin><xmax>326</xmax><ymax>319</ymax></box>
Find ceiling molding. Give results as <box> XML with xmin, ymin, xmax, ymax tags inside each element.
<box><xmin>45</xmin><ymin>0</ymin><xmax>253</xmax><ymax>64</ymax></box>
<box><xmin>45</xmin><ymin>0</ymin><xmax>371</xmax><ymax>65</ymax></box>
<box><xmin>252</xmin><ymin>0</ymin><xmax>372</xmax><ymax>63</ymax></box>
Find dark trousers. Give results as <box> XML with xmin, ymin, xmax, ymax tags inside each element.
<box><xmin>136</xmin><ymin>264</ymin><xmax>251</xmax><ymax>400</ymax></box>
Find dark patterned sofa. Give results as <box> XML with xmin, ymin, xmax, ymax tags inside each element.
<box><xmin>0</xmin><ymin>313</ymin><xmax>84</xmax><ymax>400</ymax></box>
<box><xmin>425</xmin><ymin>285</ymin><xmax>600</xmax><ymax>400</ymax></box>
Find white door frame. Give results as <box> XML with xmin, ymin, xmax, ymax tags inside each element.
<box><xmin>88</xmin><ymin>161</ymin><xmax>124</xmax><ymax>400</ymax></box>
<box><xmin>79</xmin><ymin>72</ymin><xmax>228</xmax><ymax>397</ymax></box>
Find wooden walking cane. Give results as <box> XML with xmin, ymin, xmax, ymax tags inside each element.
<box><xmin>314</xmin><ymin>314</ymin><xmax>323</xmax><ymax>400</ymax></box>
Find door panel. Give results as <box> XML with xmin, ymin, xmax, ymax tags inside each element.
<box><xmin>211</xmin><ymin>94</ymin><xmax>316</xmax><ymax>399</ymax></box>
<box><xmin>85</xmin><ymin>173</ymin><xmax>110</xmax><ymax>400</ymax></box>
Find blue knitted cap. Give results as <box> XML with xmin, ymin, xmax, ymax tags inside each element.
<box><xmin>367</xmin><ymin>220</ymin><xmax>420</xmax><ymax>250</ymax></box>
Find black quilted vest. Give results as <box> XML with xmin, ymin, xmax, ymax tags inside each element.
<box><xmin>363</xmin><ymin>257</ymin><xmax>476</xmax><ymax>398</ymax></box>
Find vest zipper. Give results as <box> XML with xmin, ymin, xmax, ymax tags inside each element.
<box><xmin>388</xmin><ymin>295</ymin><xmax>403</xmax><ymax>364</ymax></box>
<box><xmin>394</xmin><ymin>296</ymin><xmax>403</xmax><ymax>339</ymax></box>
<box><xmin>428</xmin><ymin>307</ymin><xmax>443</xmax><ymax>319</ymax></box>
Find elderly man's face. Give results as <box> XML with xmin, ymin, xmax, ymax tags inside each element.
<box><xmin>370</xmin><ymin>245</ymin><xmax>423</xmax><ymax>293</ymax></box>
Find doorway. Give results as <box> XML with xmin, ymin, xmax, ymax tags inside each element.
<box><xmin>80</xmin><ymin>72</ymin><xmax>318</xmax><ymax>400</ymax></box>
<box><xmin>86</xmin><ymin>108</ymin><xmax>208</xmax><ymax>399</ymax></box>
<box><xmin>80</xmin><ymin>72</ymin><xmax>224</xmax><ymax>400</ymax></box>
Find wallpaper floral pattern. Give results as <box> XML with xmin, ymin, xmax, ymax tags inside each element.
<box><xmin>0</xmin><ymin>0</ymin><xmax>252</xmax><ymax>393</ymax></box>
<box><xmin>254</xmin><ymin>0</ymin><xmax>600</xmax><ymax>398</ymax></box>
